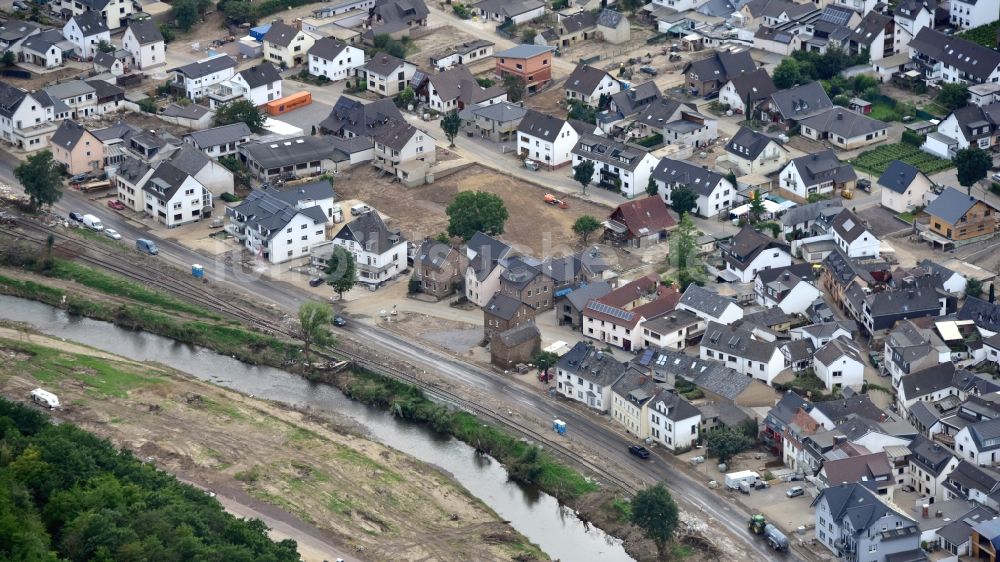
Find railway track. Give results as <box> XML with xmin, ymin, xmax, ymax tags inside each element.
<box><xmin>0</xmin><ymin>219</ymin><xmax>640</xmax><ymax>496</ymax></box>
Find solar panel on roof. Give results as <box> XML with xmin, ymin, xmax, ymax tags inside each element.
<box><xmin>587</xmin><ymin>301</ymin><xmax>635</xmax><ymax>321</ymax></box>
<box><xmin>639</xmin><ymin>349</ymin><xmax>654</xmax><ymax>366</ymax></box>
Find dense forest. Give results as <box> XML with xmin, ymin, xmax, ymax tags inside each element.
<box><xmin>0</xmin><ymin>398</ymin><xmax>300</xmax><ymax>562</ymax></box>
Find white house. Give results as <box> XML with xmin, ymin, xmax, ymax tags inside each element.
<box><xmin>718</xmin><ymin>69</ymin><xmax>776</xmax><ymax>115</ymax></box>
<box><xmin>474</xmin><ymin>0</ymin><xmax>546</xmax><ymax>24</ymax></box>
<box><xmin>171</xmin><ymin>55</ymin><xmax>238</xmax><ymax>101</ymax></box>
<box><xmin>464</xmin><ymin>232</ymin><xmax>511</xmax><ymax>307</ymax></box>
<box><xmin>779</xmin><ymin>150</ymin><xmax>856</xmax><ymax>200</ymax></box>
<box><xmin>422</xmin><ymin>65</ymin><xmax>507</xmax><ymax>112</ymax></box>
<box><xmin>332</xmin><ymin>211</ymin><xmax>407</xmax><ymax>286</ymax></box>
<box><xmin>581</xmin><ymin>274</ymin><xmax>679</xmax><ymax>352</ymax></box>
<box><xmin>63</xmin><ymin>12</ymin><xmax>109</xmax><ymax>59</ymax></box>
<box><xmin>555</xmin><ymin>340</ymin><xmax>627</xmax><ymax>413</ymax></box>
<box><xmin>142</xmin><ymin>162</ymin><xmax>211</xmax><ymax>228</ymax></box>
<box><xmin>908</xmin><ymin>436</ymin><xmax>960</xmax><ymax>503</ymax></box>
<box><xmin>756</xmin><ymin>266</ymin><xmax>823</xmax><ymax>315</ymax></box>
<box><xmin>429</xmin><ymin>39</ymin><xmax>494</xmax><ymax>70</ymax></box>
<box><xmin>360</xmin><ymin>53</ymin><xmax>417</xmax><ymax>97</ymax></box>
<box><xmin>813</xmin><ymin>483</ymin><xmax>921</xmax><ymax>562</ymax></box>
<box><xmin>719</xmin><ymin>225</ymin><xmax>793</xmax><ymax>284</ymax></box>
<box><xmin>676</xmin><ymin>284</ymin><xmax>744</xmax><ymax>325</ymax></box>
<box><xmin>700</xmin><ymin>321</ymin><xmax>784</xmax><ymax>384</ymax></box>
<box><xmin>122</xmin><ymin>20</ymin><xmax>164</xmax><ymax>70</ymax></box>
<box><xmin>611</xmin><ymin>369</ymin><xmax>658</xmax><ymax>437</ymax></box>
<box><xmin>42</xmin><ymin>81</ymin><xmax>97</xmax><ymax>121</ymax></box>
<box><xmin>58</xmin><ymin>0</ymin><xmax>133</xmax><ymax>30</ymax></box>
<box><xmin>371</xmin><ymin>121</ymin><xmax>435</xmax><ymax>181</ymax></box>
<box><xmin>263</xmin><ymin>21</ymin><xmax>317</xmax><ymax>68</ymax></box>
<box><xmin>897</xmin><ymin>363</ymin><xmax>999</xmax><ymax>418</ymax></box>
<box><xmin>565</xmin><ymin>64</ymin><xmax>621</xmax><ymax>108</ymax></box>
<box><xmin>879</xmin><ymin>160</ymin><xmax>935</xmax><ymax>213</ymax></box>
<box><xmin>639</xmin><ymin>309</ymin><xmax>705</xmax><ymax>350</ymax></box>
<box><xmin>651</xmin><ymin>158</ymin><xmax>735</xmax><ymax>218</ymax></box>
<box><xmin>791</xmin><ymin>322</ymin><xmax>853</xmax><ymax>351</ymax></box>
<box><xmin>830</xmin><ymin>208</ymin><xmax>880</xmax><ymax>258</ymax></box>
<box><xmin>517</xmin><ymin>109</ymin><xmax>578</xmax><ymax>169</ymax></box>
<box><xmin>227</xmin><ymin>189</ymin><xmax>329</xmax><ymax>264</ymax></box>
<box><xmin>571</xmin><ymin>133</ymin><xmax>659</xmax><ymax>198</ymax></box>
<box><xmin>814</xmin><ymin>336</ymin><xmax>864</xmax><ymax>390</ymax></box>
<box><xmin>18</xmin><ymin>30</ymin><xmax>70</xmax><ymax>69</ymax></box>
<box><xmin>308</xmin><ymin>37</ymin><xmax>364</xmax><ymax>81</ymax></box>
<box><xmin>909</xmin><ymin>28</ymin><xmax>1000</xmax><ymax>86</ymax></box>
<box><xmin>722</xmin><ymin>126</ymin><xmax>789</xmax><ymax>176</ymax></box>
<box><xmin>949</xmin><ymin>0</ymin><xmax>999</xmax><ymax>29</ymax></box>
<box><xmin>220</xmin><ymin>63</ymin><xmax>283</xmax><ymax>107</ymax></box>
<box><xmin>183</xmin><ymin>123</ymin><xmax>253</xmax><ymax>158</ymax></box>
<box><xmin>955</xmin><ymin>418</ymin><xmax>1000</xmax><ymax>466</ymax></box>
<box><xmin>893</xmin><ymin>0</ymin><xmax>934</xmax><ymax>46</ymax></box>
<box><xmin>647</xmin><ymin>389</ymin><xmax>701</xmax><ymax>452</ymax></box>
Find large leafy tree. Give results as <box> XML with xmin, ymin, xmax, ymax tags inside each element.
<box><xmin>446</xmin><ymin>191</ymin><xmax>509</xmax><ymax>240</ymax></box>
<box><xmin>297</xmin><ymin>301</ymin><xmax>332</xmax><ymax>366</ymax></box>
<box><xmin>573</xmin><ymin>160</ymin><xmax>594</xmax><ymax>196</ymax></box>
<box><xmin>213</xmin><ymin>99</ymin><xmax>266</xmax><ymax>132</ymax></box>
<box><xmin>669</xmin><ymin>186</ymin><xmax>698</xmax><ymax>216</ymax></box>
<box><xmin>668</xmin><ymin>213</ymin><xmax>705</xmax><ymax>290</ymax></box>
<box><xmin>173</xmin><ymin>0</ymin><xmax>200</xmax><ymax>31</ymax></box>
<box><xmin>772</xmin><ymin>58</ymin><xmax>802</xmax><ymax>89</ymax></box>
<box><xmin>14</xmin><ymin>150</ymin><xmax>62</xmax><ymax>211</ymax></box>
<box><xmin>441</xmin><ymin>110</ymin><xmax>461</xmax><ymax>147</ymax></box>
<box><xmin>954</xmin><ymin>147</ymin><xmax>991</xmax><ymax>195</ymax></box>
<box><xmin>324</xmin><ymin>245</ymin><xmax>358</xmax><ymax>300</ymax></box>
<box><xmin>572</xmin><ymin>215</ymin><xmax>601</xmax><ymax>244</ymax></box>
<box><xmin>706</xmin><ymin>425</ymin><xmax>753</xmax><ymax>464</ymax></box>
<box><xmin>749</xmin><ymin>189</ymin><xmax>766</xmax><ymax>223</ymax></box>
<box><xmin>645</xmin><ymin>177</ymin><xmax>659</xmax><ymax>198</ymax></box>
<box><xmin>631</xmin><ymin>484</ymin><xmax>679</xmax><ymax>556</ymax></box>
<box><xmin>937</xmin><ymin>83</ymin><xmax>970</xmax><ymax>112</ymax></box>
<box><xmin>503</xmin><ymin>74</ymin><xmax>526</xmax><ymax>103</ymax></box>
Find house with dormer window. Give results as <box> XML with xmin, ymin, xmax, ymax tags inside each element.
<box><xmin>332</xmin><ymin>210</ymin><xmax>407</xmax><ymax>285</ymax></box>
<box><xmin>555</xmin><ymin>340</ymin><xmax>627</xmax><ymax>412</ymax></box>
<box><xmin>700</xmin><ymin>321</ymin><xmax>784</xmax><ymax>384</ymax></box>
<box><xmin>571</xmin><ymin>133</ymin><xmax>658</xmax><ymax>198</ymax></box>
<box><xmin>650</xmin><ymin>158</ymin><xmax>734</xmax><ymax>217</ymax></box>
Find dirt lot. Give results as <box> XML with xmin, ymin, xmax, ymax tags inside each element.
<box><xmin>87</xmin><ymin>109</ymin><xmax>196</xmax><ymax>139</ymax></box>
<box><xmin>336</xmin><ymin>164</ymin><xmax>613</xmax><ymax>256</ymax></box>
<box><xmin>412</xmin><ymin>24</ymin><xmax>478</xmax><ymax>61</ymax></box>
<box><xmin>0</xmin><ymin>329</ymin><xmax>544</xmax><ymax>562</ymax></box>
<box><xmin>524</xmin><ymin>83</ymin><xmax>568</xmax><ymax>117</ymax></box>
<box><xmin>6</xmin><ymin>65</ymin><xmax>89</xmax><ymax>92</ymax></box>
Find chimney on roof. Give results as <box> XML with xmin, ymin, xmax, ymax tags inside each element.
<box><xmin>837</xmin><ymin>112</ymin><xmax>843</xmax><ymax>120</ymax></box>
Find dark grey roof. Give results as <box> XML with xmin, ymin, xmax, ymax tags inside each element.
<box><xmin>767</xmin><ymin>390</ymin><xmax>812</xmax><ymax>428</ymax></box>
<box><xmin>427</xmin><ymin>65</ymin><xmax>505</xmax><ymax>105</ymax></box>
<box><xmin>334</xmin><ymin>210</ymin><xmax>405</xmax><ymax>254</ymax></box>
<box><xmin>901</xmin><ymin>362</ymin><xmax>999</xmax><ymax>399</ymax></box>
<box><xmin>769</xmin><ymin>82</ymin><xmax>834</xmax><ymax>120</ymax></box>
<box><xmin>166</xmin><ymin>145</ymin><xmax>212</xmax><ymax>177</ymax></box>
<box><xmin>781</xmin><ymin>338</ymin><xmax>815</xmax><ymax>362</ymax></box>
<box><xmin>160</xmin><ymin>103</ymin><xmax>210</xmax><ymax>120</ymax></box>
<box><xmin>143</xmin><ymin>162</ymin><xmax>190</xmax><ymax>202</ymax></box>
<box><xmin>782</xmin><ymin>198</ymin><xmax>842</xmax><ymax>227</ymax></box>
<box><xmin>967</xmin><ymin>418</ymin><xmax>1000</xmax><ymax>452</ymax></box>
<box><xmin>371</xmin><ymin>119</ymin><xmax>425</xmax><ymax>151</ymax></box>
<box><xmin>612</xmin><ymin>367</ymin><xmax>659</xmax><ymax>408</ymax></box>
<box><xmin>908</xmin><ymin>401</ymin><xmax>941</xmax><ymax>430</ymax></box>
<box><xmin>642</xmin><ymin>309</ymin><xmax>702</xmax><ymax>334</ymax></box>
<box><xmin>93</xmin><ymin>51</ymin><xmax>119</xmax><ymax>69</ymax></box>
<box><xmin>865</xmin><ymin>287</ymin><xmax>941</xmax><ymax>317</ymax></box>
<box><xmin>362</xmin><ymin>52</ymin><xmax>409</xmax><ymax>77</ymax></box>
<box><xmin>722</xmin><ymin>224</ymin><xmax>789</xmax><ymax>270</ymax></box>
<box><xmin>184</xmin><ymin>123</ymin><xmax>251</xmax><ymax>148</ymax></box>
<box><xmin>831</xmin><ymin>208</ymin><xmax>872</xmax><ymax>244</ymax></box>
<box><xmin>649</xmin><ymin>388</ymin><xmax>701</xmax><ymax>421</ymax></box>
<box><xmin>608</xmin><ymin>81</ymin><xmax>660</xmax><ymax>118</ymax></box>
<box><xmin>467</xmin><ymin>231</ymin><xmax>511</xmax><ymax>280</ymax></box>
<box><xmin>557</xmin><ymin>340</ymin><xmax>627</xmax><ymax>387</ymax></box>
<box><xmin>84</xmin><ymin>79</ymin><xmax>124</xmax><ymax>101</ymax></box>
<box><xmin>127</xmin><ymin>20</ymin><xmax>163</xmax><ymax>45</ymax></box>
<box><xmin>174</xmin><ymin>55</ymin><xmax>237</xmax><ymax>79</ymax></box>
<box><xmin>91</xmin><ymin>122</ymin><xmax>137</xmax><ymax>143</ymax></box>
<box><xmin>500</xmin><ymin>256</ymin><xmax>542</xmax><ymax>289</ymax></box>
<box><xmin>743</xmin><ymin>307</ymin><xmax>792</xmax><ymax>329</ymax></box>
<box><xmin>812</xmin><ymin>483</ymin><xmax>912</xmax><ymax>535</ymax></box>
<box><xmin>652</xmin><ymin>158</ymin><xmax>726</xmax><ymax>196</ymax></box>
<box><xmin>596</xmin><ymin>9</ymin><xmax>624</xmax><ymax>27</ymax></box>
<box><xmin>517</xmin><ymin>109</ymin><xmax>569</xmax><ymax>143</ymax></box>
<box><xmin>788</xmin><ymin>149</ymin><xmax>856</xmax><ymax>187</ymax></box>
<box><xmin>878</xmin><ymin>160</ymin><xmax>922</xmax><ymax>194</ymax></box>
<box><xmin>799</xmin><ymin>107</ymin><xmax>888</xmax><ymax>139</ymax></box>
<box><xmin>573</xmin><ymin>132</ymin><xmax>650</xmax><ymax>172</ymax></box>
<box><xmin>320</xmin><ymin>96</ymin><xmax>403</xmax><ymax>137</ymax></box>
<box><xmin>370</xmin><ymin>0</ymin><xmax>430</xmax><ymax>33</ymax></box>
<box><xmin>238</xmin><ymin>63</ymin><xmax>281</xmax><ymax>89</ymax></box>
<box><xmin>726</xmin><ymin>69</ymin><xmax>776</xmax><ymax>104</ymax></box>
<box><xmin>908</xmin><ymin>434</ymin><xmax>955</xmax><ymax>477</ymax></box>
<box><xmin>115</xmin><ymin>155</ymin><xmax>150</xmax><ymax>182</ymax></box>
<box><xmin>21</xmin><ymin>30</ymin><xmax>68</xmax><ymax>54</ymax></box>
<box><xmin>230</xmin><ymin>190</ymin><xmax>327</xmax><ymax>240</ymax></box>
<box><xmin>757</xmin><ymin>263</ymin><xmax>815</xmax><ymax>285</ymax></box>
<box><xmin>936</xmin><ymin>505</ymin><xmax>997</xmax><ymax>547</ymax></box>
<box><xmin>494</xmin><ymin>44</ymin><xmax>554</xmax><ymax>59</ymax></box>
<box><xmin>240</xmin><ymin>136</ymin><xmax>340</xmax><ymax>169</ymax></box>
<box><xmin>560</xmin><ymin>10</ymin><xmax>596</xmax><ymax>33</ymax></box>
<box><xmin>683</xmin><ymin>50</ymin><xmax>756</xmax><ymax>84</ymax></box>
<box><xmin>849</xmin><ymin>12</ymin><xmax>891</xmax><ymax>47</ymax></box>
<box><xmin>308</xmin><ymin>37</ymin><xmax>351</xmax><ymax>61</ymax></box>
<box><xmin>701</xmin><ymin>321</ymin><xmax>778</xmax><ymax>363</ymax></box>
<box><xmin>698</xmin><ymin>0</ymin><xmax>736</xmax><ymax>17</ymax></box>
<box><xmin>433</xmin><ymin>39</ymin><xmax>494</xmax><ymax>60</ymax></box>
<box><xmin>497</xmin><ymin>322</ymin><xmax>541</xmax><ymax>347</ymax></box>
<box><xmin>0</xmin><ymin>20</ymin><xmax>40</xmax><ymax>43</ymax></box>
<box><xmin>262</xmin><ymin>21</ymin><xmax>301</xmax><ymax>47</ymax></box>
<box><xmin>50</xmin><ymin>120</ymin><xmax>89</xmax><ymax>150</ymax></box>
<box><xmin>814</xmin><ymin>394</ymin><xmax>887</xmax><ymax>425</ymax></box>
<box><xmin>564</xmin><ymin>280</ymin><xmax>612</xmax><ymax>309</ymax></box>
<box><xmin>910</xmin><ymin>28</ymin><xmax>1000</xmax><ymax>83</ymax></box>
<box><xmin>945</xmin><ymin>460</ymin><xmax>1000</xmax><ymax>500</ymax></box>
<box><xmin>71</xmin><ymin>11</ymin><xmax>108</xmax><ymax>35</ymax></box>
<box><xmin>958</xmin><ymin>296</ymin><xmax>1000</xmax><ymax>334</ymax></box>
<box><xmin>822</xmin><ymin>248</ymin><xmax>882</xmax><ymax>287</ymax></box>
<box><xmin>467</xmin><ymin>101</ymin><xmax>526</xmax><ymax>123</ymax></box>
<box><xmin>270</xmin><ymin>179</ymin><xmax>335</xmax><ymax>206</ymax></box>
<box><xmin>566</xmin><ymin>64</ymin><xmax>612</xmax><ymax>96</ymax></box>
<box><xmin>415</xmin><ymin>239</ymin><xmax>455</xmax><ymax>271</ymax></box>
<box><xmin>485</xmin><ymin>292</ymin><xmax>529</xmax><ymax>320</ymax></box>
<box><xmin>678</xmin><ymin>284</ymin><xmax>737</xmax><ymax>317</ymax></box>
<box><xmin>924</xmin><ymin>187</ymin><xmax>983</xmax><ymax>225</ymax></box>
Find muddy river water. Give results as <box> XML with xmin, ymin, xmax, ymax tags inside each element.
<box><xmin>0</xmin><ymin>295</ymin><xmax>633</xmax><ymax>561</ymax></box>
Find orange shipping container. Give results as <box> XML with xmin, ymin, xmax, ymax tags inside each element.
<box><xmin>265</xmin><ymin>91</ymin><xmax>312</xmax><ymax>116</ymax></box>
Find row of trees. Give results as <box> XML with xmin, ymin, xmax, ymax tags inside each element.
<box><xmin>0</xmin><ymin>398</ymin><xmax>300</xmax><ymax>561</ymax></box>
<box><xmin>772</xmin><ymin>47</ymin><xmax>871</xmax><ymax>89</ymax></box>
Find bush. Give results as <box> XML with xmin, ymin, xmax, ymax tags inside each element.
<box><xmin>137</xmin><ymin>98</ymin><xmax>157</xmax><ymax>113</ymax></box>
<box><xmin>901</xmin><ymin>129</ymin><xmax>925</xmax><ymax>147</ymax></box>
<box><xmin>220</xmin><ymin>192</ymin><xmax>241</xmax><ymax>203</ymax></box>
<box><xmin>635</xmin><ymin>133</ymin><xmax>663</xmax><ymax>147</ymax></box>
<box><xmin>991</xmin><ymin>182</ymin><xmax>1000</xmax><ymax>196</ymax></box>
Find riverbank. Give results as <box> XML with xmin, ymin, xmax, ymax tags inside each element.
<box><xmin>0</xmin><ymin>328</ymin><xmax>547</xmax><ymax>561</ymax></box>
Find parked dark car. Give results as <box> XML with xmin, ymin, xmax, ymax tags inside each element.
<box><xmin>308</xmin><ymin>277</ymin><xmax>324</xmax><ymax>287</ymax></box>
<box><xmin>333</xmin><ymin>316</ymin><xmax>347</xmax><ymax>327</ymax></box>
<box><xmin>628</xmin><ymin>445</ymin><xmax>651</xmax><ymax>459</ymax></box>
<box><xmin>639</xmin><ymin>66</ymin><xmax>658</xmax><ymax>76</ymax></box>
<box><xmin>858</xmin><ymin>178</ymin><xmax>872</xmax><ymax>193</ymax></box>
<box><xmin>68</xmin><ymin>211</ymin><xmax>84</xmax><ymax>222</ymax></box>
<box><xmin>704</xmin><ymin>91</ymin><xmax>720</xmax><ymax>101</ymax></box>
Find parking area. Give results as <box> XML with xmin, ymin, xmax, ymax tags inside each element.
<box><xmin>270</xmin><ymin>100</ymin><xmax>334</xmax><ymax>134</ymax></box>
<box><xmin>857</xmin><ymin>205</ymin><xmax>911</xmax><ymax>237</ymax></box>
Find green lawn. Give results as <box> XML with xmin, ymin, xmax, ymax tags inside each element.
<box><xmin>958</xmin><ymin>21</ymin><xmax>1000</xmax><ymax>47</ymax></box>
<box><xmin>851</xmin><ymin>143</ymin><xmax>953</xmax><ymax>175</ymax></box>
<box><xmin>897</xmin><ymin>211</ymin><xmax>915</xmax><ymax>224</ymax></box>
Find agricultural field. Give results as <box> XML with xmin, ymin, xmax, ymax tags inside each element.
<box><xmin>958</xmin><ymin>21</ymin><xmax>1000</xmax><ymax>47</ymax></box>
<box><xmin>850</xmin><ymin>143</ymin><xmax>954</xmax><ymax>175</ymax></box>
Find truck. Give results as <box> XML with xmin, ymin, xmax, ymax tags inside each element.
<box><xmin>749</xmin><ymin>514</ymin><xmax>789</xmax><ymax>551</ymax></box>
<box><xmin>82</xmin><ymin>214</ymin><xmax>104</xmax><ymax>231</ymax></box>
<box><xmin>30</xmin><ymin>388</ymin><xmax>60</xmax><ymax>409</ymax></box>
<box><xmin>724</xmin><ymin>470</ymin><xmax>760</xmax><ymax>490</ymax></box>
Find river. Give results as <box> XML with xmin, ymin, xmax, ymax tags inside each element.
<box><xmin>0</xmin><ymin>295</ymin><xmax>633</xmax><ymax>562</ymax></box>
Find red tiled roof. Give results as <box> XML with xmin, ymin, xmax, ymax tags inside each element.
<box><xmin>610</xmin><ymin>196</ymin><xmax>677</xmax><ymax>237</ymax></box>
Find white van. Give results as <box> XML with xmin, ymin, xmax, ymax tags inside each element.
<box><xmin>30</xmin><ymin>388</ymin><xmax>60</xmax><ymax>409</ymax></box>
<box><xmin>82</xmin><ymin>214</ymin><xmax>104</xmax><ymax>231</ymax></box>
<box><xmin>350</xmin><ymin>204</ymin><xmax>371</xmax><ymax>216</ymax></box>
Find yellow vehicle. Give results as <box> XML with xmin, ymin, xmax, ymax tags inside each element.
<box><xmin>841</xmin><ymin>187</ymin><xmax>854</xmax><ymax>199</ymax></box>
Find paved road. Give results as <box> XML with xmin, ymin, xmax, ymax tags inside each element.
<box><xmin>0</xmin><ymin>159</ymin><xmax>797</xmax><ymax>560</ymax></box>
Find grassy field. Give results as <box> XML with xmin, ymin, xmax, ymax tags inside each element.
<box><xmin>851</xmin><ymin>143</ymin><xmax>953</xmax><ymax>175</ymax></box>
<box><xmin>958</xmin><ymin>21</ymin><xmax>1000</xmax><ymax>47</ymax></box>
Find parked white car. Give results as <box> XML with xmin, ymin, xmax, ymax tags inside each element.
<box><xmin>104</xmin><ymin>228</ymin><xmax>121</xmax><ymax>240</ymax></box>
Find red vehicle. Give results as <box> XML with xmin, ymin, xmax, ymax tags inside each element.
<box><xmin>107</xmin><ymin>199</ymin><xmax>125</xmax><ymax>210</ymax></box>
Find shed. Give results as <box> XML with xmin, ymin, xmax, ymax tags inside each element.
<box><xmin>491</xmin><ymin>323</ymin><xmax>541</xmax><ymax>369</ymax></box>
<box><xmin>249</xmin><ymin>23</ymin><xmax>271</xmax><ymax>42</ymax></box>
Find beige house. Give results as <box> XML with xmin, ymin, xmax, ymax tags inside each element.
<box><xmin>49</xmin><ymin>120</ymin><xmax>102</xmax><ymax>175</ymax></box>
<box><xmin>596</xmin><ymin>9</ymin><xmax>630</xmax><ymax>44</ymax></box>
<box><xmin>799</xmin><ymin>108</ymin><xmax>889</xmax><ymax>150</ymax></box>
<box><xmin>879</xmin><ymin>160</ymin><xmax>935</xmax><ymax>214</ymax></box>
<box><xmin>263</xmin><ymin>21</ymin><xmax>318</xmax><ymax>68</ymax></box>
